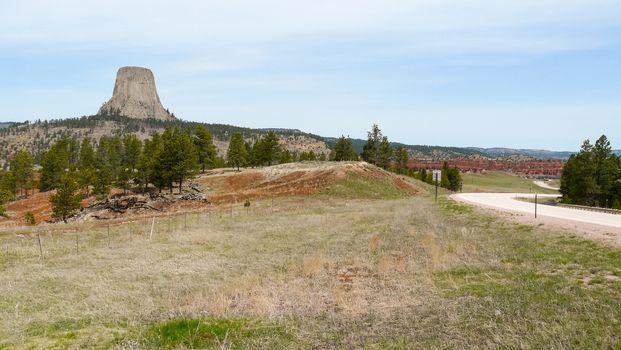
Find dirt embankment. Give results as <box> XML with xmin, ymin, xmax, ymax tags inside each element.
<box><xmin>1</xmin><ymin>190</ymin><xmax>93</xmax><ymax>228</ymax></box>
<box><xmin>4</xmin><ymin>191</ymin><xmax>53</xmax><ymax>227</ymax></box>
<box><xmin>0</xmin><ymin>162</ymin><xmax>422</xmax><ymax>228</ymax></box>
<box><xmin>198</xmin><ymin>161</ymin><xmax>422</xmax><ymax>204</ymax></box>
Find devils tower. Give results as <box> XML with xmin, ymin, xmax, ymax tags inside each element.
<box><xmin>98</xmin><ymin>66</ymin><xmax>174</xmax><ymax>120</ymax></box>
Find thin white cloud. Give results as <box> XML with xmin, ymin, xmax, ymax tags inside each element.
<box><xmin>1</xmin><ymin>0</ymin><xmax>619</xmax><ymax>52</ymax></box>
<box><xmin>2</xmin><ymin>0</ymin><xmax>621</xmax><ymax>151</ymax></box>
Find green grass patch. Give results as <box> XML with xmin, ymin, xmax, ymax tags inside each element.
<box><xmin>440</xmin><ymin>199</ymin><xmax>474</xmax><ymax>215</ymax></box>
<box><xmin>137</xmin><ymin>317</ymin><xmax>291</xmax><ymax>349</ymax></box>
<box><xmin>434</xmin><ymin>201</ymin><xmax>621</xmax><ymax>348</ymax></box>
<box><xmin>320</xmin><ymin>174</ymin><xmax>411</xmax><ymax>199</ymax></box>
<box><xmin>25</xmin><ymin>318</ymin><xmax>93</xmax><ymax>337</ymax></box>
<box><xmin>515</xmin><ymin>196</ymin><xmax>560</xmax><ymax>205</ymax></box>
<box><xmin>462</xmin><ymin>171</ymin><xmax>558</xmax><ymax>194</ymax></box>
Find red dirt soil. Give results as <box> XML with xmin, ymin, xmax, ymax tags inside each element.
<box><xmin>4</xmin><ymin>191</ymin><xmax>53</xmax><ymax>228</ymax></box>
<box><xmin>0</xmin><ymin>162</ymin><xmax>423</xmax><ymax>228</ymax></box>
<box><xmin>1</xmin><ymin>190</ymin><xmax>92</xmax><ymax>229</ymax></box>
<box><xmin>199</xmin><ymin>162</ymin><xmax>422</xmax><ymax>204</ymax></box>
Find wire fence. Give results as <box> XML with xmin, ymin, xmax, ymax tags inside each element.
<box><xmin>0</xmin><ymin>199</ymin><xmax>279</xmax><ymax>263</ymax></box>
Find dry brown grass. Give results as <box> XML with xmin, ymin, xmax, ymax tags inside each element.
<box><xmin>302</xmin><ymin>254</ymin><xmax>324</xmax><ymax>276</ymax></box>
<box><xmin>0</xmin><ymin>196</ymin><xmax>447</xmax><ymax>347</ymax></box>
<box><xmin>368</xmin><ymin>234</ymin><xmax>381</xmax><ymax>254</ymax></box>
<box><xmin>1</xmin><ymin>191</ymin><xmax>621</xmax><ymax>348</ymax></box>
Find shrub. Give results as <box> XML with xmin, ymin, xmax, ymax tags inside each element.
<box><xmin>25</xmin><ymin>211</ymin><xmax>36</xmax><ymax>225</ymax></box>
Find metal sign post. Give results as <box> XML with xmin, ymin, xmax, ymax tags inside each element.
<box><xmin>432</xmin><ymin>170</ymin><xmax>442</xmax><ymax>202</ymax></box>
<box><xmin>535</xmin><ymin>194</ymin><xmax>538</xmax><ymax>218</ymax></box>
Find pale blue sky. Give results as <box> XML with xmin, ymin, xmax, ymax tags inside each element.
<box><xmin>1</xmin><ymin>0</ymin><xmax>620</xmax><ymax>150</ymax></box>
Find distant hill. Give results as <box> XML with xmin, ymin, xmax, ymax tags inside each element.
<box><xmin>324</xmin><ymin>137</ymin><xmax>575</xmax><ymax>160</ymax></box>
<box><xmin>467</xmin><ymin>147</ymin><xmax>575</xmax><ymax>160</ymax></box>
<box><xmin>0</xmin><ymin>114</ymin><xmax>330</xmax><ymax>164</ymax></box>
<box><xmin>3</xmin><ymin>115</ymin><xmax>618</xmax><ymax>164</ymax></box>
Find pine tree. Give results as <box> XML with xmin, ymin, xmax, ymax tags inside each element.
<box><xmin>245</xmin><ymin>141</ymin><xmax>257</xmax><ymax>168</ymax></box>
<box><xmin>378</xmin><ymin>136</ymin><xmax>393</xmax><ymax>169</ymax></box>
<box><xmin>227</xmin><ymin>133</ymin><xmax>248</xmax><ymax>171</ymax></box>
<box><xmin>194</xmin><ymin>125</ymin><xmax>217</xmax><ymax>173</ymax></box>
<box><xmin>259</xmin><ymin>131</ymin><xmax>281</xmax><ymax>166</ymax></box>
<box><xmin>560</xmin><ymin>135</ymin><xmax>621</xmax><ymax>208</ymax></box>
<box><xmin>560</xmin><ymin>139</ymin><xmax>601</xmax><ymax>206</ymax></box>
<box><xmin>308</xmin><ymin>151</ymin><xmax>317</xmax><ymax>161</ymax></box>
<box><xmin>79</xmin><ymin>138</ymin><xmax>96</xmax><ymax>168</ymax></box>
<box><xmin>67</xmin><ymin>138</ymin><xmax>81</xmax><ymax>167</ymax></box>
<box><xmin>159</xmin><ymin>128</ymin><xmax>199</xmax><ymax>193</ymax></box>
<box><xmin>0</xmin><ymin>170</ymin><xmax>15</xmax><ymax>201</ymax></box>
<box><xmin>362</xmin><ymin>124</ymin><xmax>382</xmax><ymax>165</ymax></box>
<box><xmin>122</xmin><ymin>134</ymin><xmax>142</xmax><ymax>172</ymax></box>
<box><xmin>137</xmin><ymin>133</ymin><xmax>163</xmax><ymax>192</ymax></box>
<box><xmin>92</xmin><ymin>166</ymin><xmax>112</xmax><ymax>198</ymax></box>
<box><xmin>396</xmin><ymin>146</ymin><xmax>409</xmax><ymax>174</ymax></box>
<box><xmin>279</xmin><ymin>149</ymin><xmax>293</xmax><ymax>164</ymax></box>
<box><xmin>440</xmin><ymin>162</ymin><xmax>450</xmax><ymax>188</ymax></box>
<box><xmin>50</xmin><ymin>175</ymin><xmax>82</xmax><ymax>223</ymax></box>
<box><xmin>78</xmin><ymin>138</ymin><xmax>96</xmax><ymax>196</ymax></box>
<box><xmin>593</xmin><ymin>135</ymin><xmax>618</xmax><ymax>206</ymax></box>
<box><xmin>117</xmin><ymin>135</ymin><xmax>142</xmax><ymax>193</ymax></box>
<box><xmin>10</xmin><ymin>150</ymin><xmax>34</xmax><ymax>197</ymax></box>
<box><xmin>39</xmin><ymin>138</ymin><xmax>71</xmax><ymax>191</ymax></box>
<box><xmin>331</xmin><ymin>135</ymin><xmax>358</xmax><ymax>161</ymax></box>
<box><xmin>420</xmin><ymin>168</ymin><xmax>427</xmax><ymax>182</ymax></box>
<box><xmin>97</xmin><ymin>136</ymin><xmax>122</xmax><ymax>185</ymax></box>
<box><xmin>91</xmin><ymin>137</ymin><xmax>119</xmax><ymax>198</ymax></box>
<box><xmin>426</xmin><ymin>172</ymin><xmax>433</xmax><ymax>185</ymax></box>
<box><xmin>362</xmin><ymin>125</ymin><xmax>392</xmax><ymax>168</ymax></box>
<box><xmin>441</xmin><ymin>162</ymin><xmax>462</xmax><ymax>191</ymax></box>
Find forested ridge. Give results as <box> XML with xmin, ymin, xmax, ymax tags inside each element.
<box><xmin>1</xmin><ymin>113</ymin><xmax>325</xmax><ymax>142</ymax></box>
<box><xmin>0</xmin><ymin>122</ymin><xmax>462</xmax><ymax>223</ymax></box>
<box><xmin>0</xmin><ymin>113</ymin><xmax>327</xmax><ymax>164</ymax></box>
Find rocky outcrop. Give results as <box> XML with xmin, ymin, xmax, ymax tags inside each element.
<box><xmin>98</xmin><ymin>66</ymin><xmax>174</xmax><ymax>120</ymax></box>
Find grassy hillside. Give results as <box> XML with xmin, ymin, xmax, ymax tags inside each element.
<box><xmin>1</xmin><ymin>184</ymin><xmax>620</xmax><ymax>348</ymax></box>
<box><xmin>462</xmin><ymin>171</ymin><xmax>559</xmax><ymax>194</ymax></box>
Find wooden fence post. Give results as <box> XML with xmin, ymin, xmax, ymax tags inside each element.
<box><xmin>149</xmin><ymin>217</ymin><xmax>155</xmax><ymax>240</ymax></box>
<box><xmin>37</xmin><ymin>233</ymin><xmax>43</xmax><ymax>259</ymax></box>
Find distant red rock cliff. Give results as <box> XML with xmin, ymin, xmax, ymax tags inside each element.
<box><xmin>408</xmin><ymin>158</ymin><xmax>564</xmax><ymax>176</ymax></box>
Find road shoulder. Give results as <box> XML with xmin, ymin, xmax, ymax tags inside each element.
<box><xmin>451</xmin><ymin>194</ymin><xmax>621</xmax><ymax>248</ymax></box>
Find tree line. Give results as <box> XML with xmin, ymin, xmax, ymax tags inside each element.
<box><xmin>413</xmin><ymin>163</ymin><xmax>462</xmax><ymax>191</ymax></box>
<box><xmin>38</xmin><ymin>126</ymin><xmax>307</xmax><ymax>197</ymax></box>
<box><xmin>0</xmin><ymin>122</ymin><xmax>464</xmax><ymax>222</ymax></box>
<box><xmin>560</xmin><ymin>135</ymin><xmax>621</xmax><ymax>208</ymax></box>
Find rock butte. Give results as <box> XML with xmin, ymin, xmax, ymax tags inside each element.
<box><xmin>98</xmin><ymin>66</ymin><xmax>174</xmax><ymax>121</ymax></box>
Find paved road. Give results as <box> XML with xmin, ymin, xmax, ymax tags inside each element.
<box><xmin>452</xmin><ymin>193</ymin><xmax>621</xmax><ymax>229</ymax></box>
